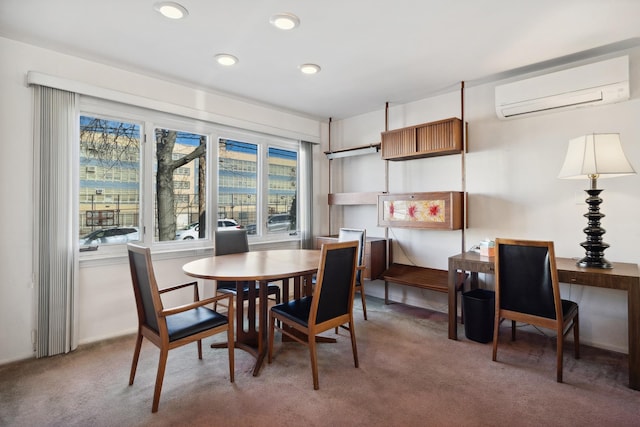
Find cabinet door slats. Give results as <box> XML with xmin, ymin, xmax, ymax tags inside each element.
<box><xmin>381</xmin><ymin>117</ymin><xmax>462</xmax><ymax>160</ymax></box>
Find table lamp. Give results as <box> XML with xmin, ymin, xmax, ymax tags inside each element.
<box><xmin>558</xmin><ymin>133</ymin><xmax>636</xmax><ymax>268</ymax></box>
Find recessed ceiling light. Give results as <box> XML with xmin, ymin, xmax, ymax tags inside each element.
<box><xmin>215</xmin><ymin>54</ymin><xmax>239</xmax><ymax>66</ymax></box>
<box><xmin>269</xmin><ymin>13</ymin><xmax>300</xmax><ymax>30</ymax></box>
<box><xmin>154</xmin><ymin>2</ymin><xmax>188</xmax><ymax>20</ymax></box>
<box><xmin>299</xmin><ymin>63</ymin><xmax>321</xmax><ymax>75</ymax></box>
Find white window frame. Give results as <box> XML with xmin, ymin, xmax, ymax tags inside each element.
<box><xmin>214</xmin><ymin>128</ymin><xmax>300</xmax><ymax>243</ymax></box>
<box><xmin>78</xmin><ymin>96</ymin><xmax>301</xmax><ymax>261</ymax></box>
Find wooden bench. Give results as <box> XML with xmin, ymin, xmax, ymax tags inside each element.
<box><xmin>382</xmin><ymin>263</ymin><xmax>467</xmax><ymax>321</ymax></box>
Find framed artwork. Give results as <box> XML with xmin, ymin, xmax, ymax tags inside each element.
<box><xmin>377</xmin><ymin>191</ymin><xmax>464</xmax><ymax>230</ymax></box>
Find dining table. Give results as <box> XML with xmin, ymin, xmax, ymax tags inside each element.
<box><xmin>182</xmin><ymin>249</ymin><xmax>321</xmax><ymax>376</ymax></box>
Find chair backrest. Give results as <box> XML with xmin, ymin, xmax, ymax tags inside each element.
<box><xmin>215</xmin><ymin>229</ymin><xmax>249</xmax><ymax>256</ymax></box>
<box><xmin>311</xmin><ymin>241</ymin><xmax>358</xmax><ymax>325</ymax></box>
<box><xmin>338</xmin><ymin>228</ymin><xmax>365</xmax><ymax>282</ymax></box>
<box><xmin>495</xmin><ymin>238</ymin><xmax>561</xmax><ymax>320</ymax></box>
<box><xmin>127</xmin><ymin>243</ymin><xmax>164</xmax><ymax>333</ymax></box>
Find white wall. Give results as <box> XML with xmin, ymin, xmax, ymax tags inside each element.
<box><xmin>322</xmin><ymin>49</ymin><xmax>640</xmax><ymax>353</ymax></box>
<box><xmin>1</xmin><ymin>35</ymin><xmax>638</xmax><ymax>364</ymax></box>
<box><xmin>0</xmin><ymin>36</ymin><xmax>323</xmax><ymax>364</ymax></box>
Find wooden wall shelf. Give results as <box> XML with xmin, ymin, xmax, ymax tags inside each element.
<box><xmin>381</xmin><ymin>117</ymin><xmax>462</xmax><ymax>161</ymax></box>
<box><xmin>328</xmin><ymin>192</ymin><xmax>383</xmax><ymax>205</ymax></box>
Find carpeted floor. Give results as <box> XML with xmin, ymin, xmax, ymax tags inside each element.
<box><xmin>1</xmin><ymin>296</ymin><xmax>638</xmax><ymax>426</ymax></box>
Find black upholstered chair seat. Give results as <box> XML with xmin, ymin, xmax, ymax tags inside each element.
<box><xmin>166</xmin><ymin>307</ymin><xmax>229</xmax><ymax>342</ymax></box>
<box><xmin>270</xmin><ymin>296</ymin><xmax>313</xmax><ymax>327</ymax></box>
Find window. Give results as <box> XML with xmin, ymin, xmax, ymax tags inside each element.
<box><xmin>267</xmin><ymin>147</ymin><xmax>297</xmax><ymax>234</ymax></box>
<box><xmin>78</xmin><ymin>99</ymin><xmax>301</xmax><ymax>255</ymax></box>
<box><xmin>218</xmin><ymin>139</ymin><xmax>258</xmax><ymax>231</ymax></box>
<box><xmin>154</xmin><ymin>128</ymin><xmax>207</xmax><ymax>242</ymax></box>
<box><xmin>218</xmin><ymin>137</ymin><xmax>298</xmax><ymax>238</ymax></box>
<box><xmin>79</xmin><ymin>116</ymin><xmax>141</xmax><ymax>249</ymax></box>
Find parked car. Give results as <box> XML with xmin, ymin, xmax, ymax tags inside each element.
<box><xmin>175</xmin><ymin>219</ymin><xmax>241</xmax><ymax>240</ymax></box>
<box><xmin>80</xmin><ymin>227</ymin><xmax>139</xmax><ymax>246</ymax></box>
<box><xmin>266</xmin><ymin>214</ymin><xmax>292</xmax><ymax>232</ymax></box>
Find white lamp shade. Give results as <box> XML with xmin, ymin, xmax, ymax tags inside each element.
<box><xmin>558</xmin><ymin>133</ymin><xmax>636</xmax><ymax>179</ymax></box>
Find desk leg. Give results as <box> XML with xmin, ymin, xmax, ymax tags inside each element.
<box><xmin>448</xmin><ymin>263</ymin><xmax>458</xmax><ymax>340</ymax></box>
<box><xmin>628</xmin><ymin>285</ymin><xmax>640</xmax><ymax>390</ymax></box>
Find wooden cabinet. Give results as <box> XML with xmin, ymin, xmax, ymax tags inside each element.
<box><xmin>315</xmin><ymin>236</ymin><xmax>390</xmax><ymax>280</ymax></box>
<box><xmin>381</xmin><ymin>117</ymin><xmax>462</xmax><ymax>160</ymax></box>
<box><xmin>377</xmin><ymin>191</ymin><xmax>464</xmax><ymax>230</ymax></box>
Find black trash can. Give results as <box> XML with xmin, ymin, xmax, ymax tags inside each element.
<box><xmin>462</xmin><ymin>289</ymin><xmax>495</xmax><ymax>343</ymax></box>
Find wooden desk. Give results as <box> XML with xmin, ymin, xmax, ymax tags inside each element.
<box><xmin>183</xmin><ymin>249</ymin><xmax>320</xmax><ymax>376</ymax></box>
<box><xmin>448</xmin><ymin>251</ymin><xmax>640</xmax><ymax>390</ymax></box>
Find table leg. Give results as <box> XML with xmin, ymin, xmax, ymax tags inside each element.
<box><xmin>211</xmin><ymin>280</ymin><xmax>262</xmax><ymax>373</ymax></box>
<box><xmin>628</xmin><ymin>284</ymin><xmax>640</xmax><ymax>390</ymax></box>
<box><xmin>252</xmin><ymin>280</ymin><xmax>270</xmax><ymax>376</ymax></box>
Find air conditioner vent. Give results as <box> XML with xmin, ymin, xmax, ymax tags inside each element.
<box><xmin>495</xmin><ymin>56</ymin><xmax>629</xmax><ymax>119</ymax></box>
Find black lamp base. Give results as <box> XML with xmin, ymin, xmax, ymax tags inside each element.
<box><xmin>577</xmin><ymin>257</ymin><xmax>613</xmax><ymax>269</ymax></box>
<box><xmin>578</xmin><ymin>188</ymin><xmax>613</xmax><ymax>269</ymax></box>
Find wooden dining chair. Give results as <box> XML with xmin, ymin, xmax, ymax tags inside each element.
<box><xmin>214</xmin><ymin>228</ymin><xmax>281</xmax><ymax>307</ymax></box>
<box><xmin>338</xmin><ymin>228</ymin><xmax>368</xmax><ymax>321</ymax></box>
<box><xmin>492</xmin><ymin>238</ymin><xmax>580</xmax><ymax>382</ymax></box>
<box><xmin>127</xmin><ymin>243</ymin><xmax>234</xmax><ymax>412</ymax></box>
<box><xmin>268</xmin><ymin>241</ymin><xmax>359</xmax><ymax>390</ymax></box>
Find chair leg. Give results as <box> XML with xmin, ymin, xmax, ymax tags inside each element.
<box><xmin>309</xmin><ymin>335</ymin><xmax>319</xmax><ymax>390</ymax></box>
<box><xmin>349</xmin><ymin>319</ymin><xmax>359</xmax><ymax>368</ymax></box>
<box><xmin>152</xmin><ymin>348</ymin><xmax>169</xmax><ymax>413</ymax></box>
<box><xmin>268</xmin><ymin>312</ymin><xmax>275</xmax><ymax>364</ymax></box>
<box><xmin>556</xmin><ymin>331</ymin><xmax>564</xmax><ymax>383</ymax></box>
<box><xmin>511</xmin><ymin>320</ymin><xmax>516</xmax><ymax>341</ymax></box>
<box><xmin>197</xmin><ymin>339</ymin><xmax>202</xmax><ymax>359</ymax></box>
<box><xmin>573</xmin><ymin>311</ymin><xmax>580</xmax><ymax>359</ymax></box>
<box><xmin>227</xmin><ymin>325</ymin><xmax>235</xmax><ymax>383</ymax></box>
<box><xmin>492</xmin><ymin>317</ymin><xmax>500</xmax><ymax>362</ymax></box>
<box><xmin>359</xmin><ymin>282</ymin><xmax>368</xmax><ymax>320</ymax></box>
<box><xmin>129</xmin><ymin>332</ymin><xmax>144</xmax><ymax>385</ymax></box>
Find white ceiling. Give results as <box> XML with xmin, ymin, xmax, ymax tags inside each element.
<box><xmin>2</xmin><ymin>0</ymin><xmax>640</xmax><ymax>120</ymax></box>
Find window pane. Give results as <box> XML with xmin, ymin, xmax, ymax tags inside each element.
<box><xmin>79</xmin><ymin>116</ymin><xmax>141</xmax><ymax>248</ymax></box>
<box><xmin>155</xmin><ymin>129</ymin><xmax>208</xmax><ymax>241</ymax></box>
<box><xmin>267</xmin><ymin>146</ymin><xmax>297</xmax><ymax>234</ymax></box>
<box><xmin>218</xmin><ymin>139</ymin><xmax>258</xmax><ymax>233</ymax></box>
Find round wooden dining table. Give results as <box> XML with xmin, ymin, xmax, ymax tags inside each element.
<box><xmin>183</xmin><ymin>249</ymin><xmax>321</xmax><ymax>376</ymax></box>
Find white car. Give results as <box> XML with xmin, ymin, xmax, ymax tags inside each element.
<box><xmin>175</xmin><ymin>219</ymin><xmax>241</xmax><ymax>240</ymax></box>
<box><xmin>80</xmin><ymin>227</ymin><xmax>140</xmax><ymax>246</ymax></box>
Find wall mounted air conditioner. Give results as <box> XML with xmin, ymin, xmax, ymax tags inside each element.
<box><xmin>495</xmin><ymin>55</ymin><xmax>629</xmax><ymax>119</ymax></box>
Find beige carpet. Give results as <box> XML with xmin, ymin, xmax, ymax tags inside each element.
<box><xmin>1</xmin><ymin>297</ymin><xmax>638</xmax><ymax>427</ymax></box>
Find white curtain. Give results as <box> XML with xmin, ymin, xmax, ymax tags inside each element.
<box><xmin>33</xmin><ymin>85</ymin><xmax>79</xmax><ymax>357</ymax></box>
<box><xmin>299</xmin><ymin>141</ymin><xmax>314</xmax><ymax>249</ymax></box>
